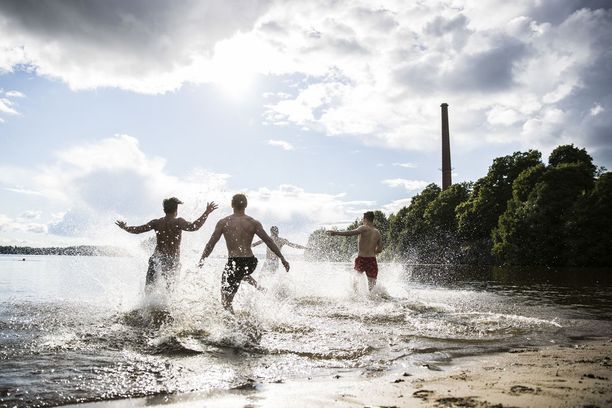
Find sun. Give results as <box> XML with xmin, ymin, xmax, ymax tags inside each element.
<box><xmin>211</xmin><ymin>34</ymin><xmax>260</xmax><ymax>99</ymax></box>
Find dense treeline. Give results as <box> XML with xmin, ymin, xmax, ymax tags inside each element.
<box><xmin>305</xmin><ymin>144</ymin><xmax>612</xmax><ymax>267</ymax></box>
<box><xmin>0</xmin><ymin>245</ymin><xmax>129</xmax><ymax>257</ymax></box>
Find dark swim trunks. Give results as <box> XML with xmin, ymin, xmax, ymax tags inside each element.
<box><xmin>146</xmin><ymin>254</ymin><xmax>180</xmax><ymax>290</ymax></box>
<box><xmin>354</xmin><ymin>256</ymin><xmax>378</xmax><ymax>279</ymax></box>
<box><xmin>222</xmin><ymin>256</ymin><xmax>258</xmax><ymax>296</ymax></box>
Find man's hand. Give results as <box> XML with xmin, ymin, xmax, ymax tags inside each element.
<box><xmin>115</xmin><ymin>220</ymin><xmax>127</xmax><ymax>230</ymax></box>
<box><xmin>205</xmin><ymin>201</ymin><xmax>218</xmax><ymax>215</ymax></box>
<box><xmin>281</xmin><ymin>258</ymin><xmax>290</xmax><ymax>272</ymax></box>
<box><xmin>198</xmin><ymin>257</ymin><xmax>206</xmax><ymax>268</ymax></box>
<box><xmin>326</xmin><ymin>230</ymin><xmax>336</xmax><ymax>236</ymax></box>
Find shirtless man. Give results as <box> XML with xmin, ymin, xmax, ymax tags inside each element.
<box><xmin>252</xmin><ymin>226</ymin><xmax>308</xmax><ymax>272</ymax></box>
<box><xmin>327</xmin><ymin>211</ymin><xmax>383</xmax><ymax>291</ymax></box>
<box><xmin>198</xmin><ymin>194</ymin><xmax>290</xmax><ymax>312</ymax></box>
<box><xmin>116</xmin><ymin>197</ymin><xmax>218</xmax><ymax>292</ymax></box>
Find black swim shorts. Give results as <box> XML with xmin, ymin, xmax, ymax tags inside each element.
<box><xmin>221</xmin><ymin>256</ymin><xmax>258</xmax><ymax>296</ymax></box>
<box><xmin>146</xmin><ymin>254</ymin><xmax>180</xmax><ymax>290</ymax></box>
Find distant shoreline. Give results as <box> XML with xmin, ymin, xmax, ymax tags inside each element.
<box><xmin>0</xmin><ymin>245</ymin><xmax>129</xmax><ymax>257</ymax></box>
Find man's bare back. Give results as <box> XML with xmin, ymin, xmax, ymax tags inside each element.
<box><xmin>356</xmin><ymin>225</ymin><xmax>382</xmax><ymax>257</ymax></box>
<box><xmin>147</xmin><ymin>216</ymin><xmax>195</xmax><ymax>257</ymax></box>
<box><xmin>215</xmin><ymin>214</ymin><xmax>260</xmax><ymax>257</ymax></box>
<box><xmin>200</xmin><ymin>214</ymin><xmax>289</xmax><ymax>268</ymax></box>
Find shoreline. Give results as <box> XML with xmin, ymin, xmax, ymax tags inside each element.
<box><xmin>67</xmin><ymin>337</ymin><xmax>612</xmax><ymax>407</ymax></box>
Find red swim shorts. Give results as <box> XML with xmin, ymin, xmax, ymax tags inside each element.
<box><xmin>354</xmin><ymin>256</ymin><xmax>378</xmax><ymax>279</ymax></box>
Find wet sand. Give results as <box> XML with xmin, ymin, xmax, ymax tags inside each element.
<box><xmin>69</xmin><ymin>338</ymin><xmax>612</xmax><ymax>407</ymax></box>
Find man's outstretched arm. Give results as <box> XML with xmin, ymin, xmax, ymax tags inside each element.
<box><xmin>199</xmin><ymin>220</ymin><xmax>224</xmax><ymax>266</ymax></box>
<box><xmin>115</xmin><ymin>220</ymin><xmax>155</xmax><ymax>234</ymax></box>
<box><xmin>326</xmin><ymin>226</ymin><xmax>364</xmax><ymax>237</ymax></box>
<box><xmin>255</xmin><ymin>223</ymin><xmax>290</xmax><ymax>272</ymax></box>
<box><xmin>251</xmin><ymin>240</ymin><xmax>263</xmax><ymax>247</ymax></box>
<box><xmin>179</xmin><ymin>202</ymin><xmax>218</xmax><ymax>231</ymax></box>
<box><xmin>285</xmin><ymin>240</ymin><xmax>308</xmax><ymax>250</ymax></box>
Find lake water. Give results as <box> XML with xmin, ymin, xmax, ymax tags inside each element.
<box><xmin>1</xmin><ymin>255</ymin><xmax>611</xmax><ymax>407</ymax></box>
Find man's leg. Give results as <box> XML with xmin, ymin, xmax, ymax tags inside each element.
<box><xmin>221</xmin><ymin>261</ymin><xmax>239</xmax><ymax>313</ymax></box>
<box><xmin>220</xmin><ymin>276</ymin><xmax>238</xmax><ymax>313</ymax></box>
<box><xmin>145</xmin><ymin>256</ymin><xmax>159</xmax><ymax>293</ymax></box>
<box><xmin>160</xmin><ymin>257</ymin><xmax>180</xmax><ymax>292</ymax></box>
<box><xmin>221</xmin><ymin>290</ymin><xmax>236</xmax><ymax>313</ymax></box>
<box><xmin>366</xmin><ymin>258</ymin><xmax>378</xmax><ymax>291</ymax></box>
<box><xmin>243</xmin><ymin>276</ymin><xmax>266</xmax><ymax>292</ymax></box>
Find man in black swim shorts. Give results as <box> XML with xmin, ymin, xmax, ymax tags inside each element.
<box><xmin>199</xmin><ymin>194</ymin><xmax>290</xmax><ymax>313</ymax></box>
<box><xmin>222</xmin><ymin>256</ymin><xmax>259</xmax><ymax>301</ymax></box>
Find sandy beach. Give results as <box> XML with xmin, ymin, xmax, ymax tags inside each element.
<box><xmin>70</xmin><ymin>337</ymin><xmax>612</xmax><ymax>407</ymax></box>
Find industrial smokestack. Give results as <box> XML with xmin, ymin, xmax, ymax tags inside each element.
<box><xmin>441</xmin><ymin>103</ymin><xmax>452</xmax><ymax>190</ymax></box>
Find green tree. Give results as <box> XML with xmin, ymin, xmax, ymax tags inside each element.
<box><xmin>492</xmin><ymin>164</ymin><xmax>546</xmax><ymax>264</ymax></box>
<box><xmin>565</xmin><ymin>172</ymin><xmax>612</xmax><ymax>266</ymax></box>
<box><xmin>305</xmin><ymin>228</ymin><xmax>345</xmax><ymax>261</ymax></box>
<box><xmin>388</xmin><ymin>183</ymin><xmax>441</xmax><ymax>261</ymax></box>
<box><xmin>548</xmin><ymin>144</ymin><xmax>596</xmax><ymax>177</ymax></box>
<box><xmin>424</xmin><ymin>183</ymin><xmax>471</xmax><ymax>234</ymax></box>
<box><xmin>493</xmin><ymin>161</ymin><xmax>594</xmax><ymax>266</ymax></box>
<box><xmin>422</xmin><ymin>182</ymin><xmax>471</xmax><ymax>263</ymax></box>
<box><xmin>456</xmin><ymin>150</ymin><xmax>542</xmax><ymax>260</ymax></box>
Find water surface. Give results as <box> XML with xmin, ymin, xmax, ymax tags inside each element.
<box><xmin>1</xmin><ymin>255</ymin><xmax>611</xmax><ymax>407</ymax></box>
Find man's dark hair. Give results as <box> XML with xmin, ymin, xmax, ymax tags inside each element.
<box><xmin>231</xmin><ymin>193</ymin><xmax>248</xmax><ymax>210</ymax></box>
<box><xmin>363</xmin><ymin>211</ymin><xmax>375</xmax><ymax>222</ymax></box>
<box><xmin>163</xmin><ymin>197</ymin><xmax>183</xmax><ymax>214</ymax></box>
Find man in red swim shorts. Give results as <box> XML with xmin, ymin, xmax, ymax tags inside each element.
<box><xmin>327</xmin><ymin>211</ymin><xmax>383</xmax><ymax>290</ymax></box>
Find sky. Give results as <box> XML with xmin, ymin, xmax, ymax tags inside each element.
<box><xmin>0</xmin><ymin>0</ymin><xmax>611</xmax><ymax>250</ymax></box>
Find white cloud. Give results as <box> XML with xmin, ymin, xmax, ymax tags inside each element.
<box><xmin>392</xmin><ymin>162</ymin><xmax>417</xmax><ymax>168</ymax></box>
<box><xmin>486</xmin><ymin>106</ymin><xmax>523</xmax><ymax>126</ymax></box>
<box><xmin>522</xmin><ymin>107</ymin><xmax>567</xmax><ymax>145</ymax></box>
<box><xmin>590</xmin><ymin>104</ymin><xmax>604</xmax><ymax>116</ymax></box>
<box><xmin>0</xmin><ymin>1</ymin><xmax>610</xmax><ymax>155</ymax></box>
<box><xmin>2</xmin><ymin>187</ymin><xmax>43</xmax><ymax>195</ymax></box>
<box><xmin>0</xmin><ymin>134</ymin><xmax>232</xmax><ymax>239</ymax></box>
<box><xmin>5</xmin><ymin>90</ymin><xmax>24</xmax><ymax>97</ymax></box>
<box><xmin>0</xmin><ymin>98</ymin><xmax>18</xmax><ymax>115</ymax></box>
<box><xmin>0</xmin><ymin>213</ymin><xmax>47</xmax><ymax>234</ymax></box>
<box><xmin>382</xmin><ymin>197</ymin><xmax>413</xmax><ymax>215</ymax></box>
<box><xmin>0</xmin><ymin>0</ymin><xmax>273</xmax><ymax>93</ymax></box>
<box><xmin>18</xmin><ymin>210</ymin><xmax>41</xmax><ymax>221</ymax></box>
<box><xmin>268</xmin><ymin>139</ymin><xmax>294</xmax><ymax>151</ymax></box>
<box><xmin>0</xmin><ymin>134</ymin><xmax>371</xmax><ymax>244</ymax></box>
<box><xmin>542</xmin><ymin>82</ymin><xmax>576</xmax><ymax>104</ymax></box>
<box><xmin>382</xmin><ymin>178</ymin><xmax>430</xmax><ymax>191</ymax></box>
<box><xmin>246</xmin><ymin>184</ymin><xmax>374</xmax><ymax>227</ymax></box>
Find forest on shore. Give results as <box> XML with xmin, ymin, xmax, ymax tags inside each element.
<box><xmin>0</xmin><ymin>245</ymin><xmax>129</xmax><ymax>257</ymax></box>
<box><xmin>305</xmin><ymin>144</ymin><xmax>611</xmax><ymax>267</ymax></box>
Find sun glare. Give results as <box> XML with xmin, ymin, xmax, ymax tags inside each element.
<box><xmin>211</xmin><ymin>34</ymin><xmax>259</xmax><ymax>99</ymax></box>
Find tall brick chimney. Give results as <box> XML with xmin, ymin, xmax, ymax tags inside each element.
<box><xmin>441</xmin><ymin>103</ymin><xmax>452</xmax><ymax>190</ymax></box>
